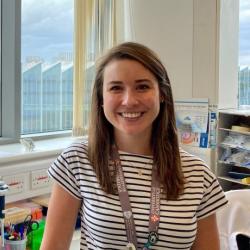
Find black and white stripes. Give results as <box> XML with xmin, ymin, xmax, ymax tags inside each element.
<box><xmin>48</xmin><ymin>142</ymin><xmax>227</xmax><ymax>250</ymax></box>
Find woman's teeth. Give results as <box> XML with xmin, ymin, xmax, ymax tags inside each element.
<box><xmin>121</xmin><ymin>112</ymin><xmax>142</xmax><ymax>118</ymax></box>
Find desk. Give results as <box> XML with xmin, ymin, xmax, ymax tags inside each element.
<box><xmin>1</xmin><ymin>227</ymin><xmax>80</xmax><ymax>249</ymax></box>
<box><xmin>20</xmin><ymin>229</ymin><xmax>80</xmax><ymax>249</ymax></box>
<box><xmin>3</xmin><ymin>196</ymin><xmax>81</xmax><ymax>249</ymax></box>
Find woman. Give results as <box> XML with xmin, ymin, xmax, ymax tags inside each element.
<box><xmin>41</xmin><ymin>42</ymin><xmax>227</xmax><ymax>250</ymax></box>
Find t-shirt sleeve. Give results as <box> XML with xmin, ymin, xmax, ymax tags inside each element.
<box><xmin>48</xmin><ymin>149</ymin><xmax>82</xmax><ymax>200</ymax></box>
<box><xmin>196</xmin><ymin>168</ymin><xmax>228</xmax><ymax>220</ymax></box>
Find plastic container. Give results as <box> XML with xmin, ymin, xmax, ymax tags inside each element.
<box><xmin>4</xmin><ymin>239</ymin><xmax>27</xmax><ymax>250</ymax></box>
<box><xmin>27</xmin><ymin>219</ymin><xmax>45</xmax><ymax>250</ymax></box>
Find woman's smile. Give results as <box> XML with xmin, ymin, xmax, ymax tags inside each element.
<box><xmin>119</xmin><ymin>112</ymin><xmax>143</xmax><ymax>118</ymax></box>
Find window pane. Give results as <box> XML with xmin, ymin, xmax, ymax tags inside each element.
<box><xmin>239</xmin><ymin>0</ymin><xmax>250</xmax><ymax>106</ymax></box>
<box><xmin>21</xmin><ymin>0</ymin><xmax>74</xmax><ymax>135</ymax></box>
<box><xmin>0</xmin><ymin>1</ymin><xmax>2</xmax><ymax>136</ymax></box>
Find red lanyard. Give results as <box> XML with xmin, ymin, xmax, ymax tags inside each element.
<box><xmin>111</xmin><ymin>145</ymin><xmax>161</xmax><ymax>250</ymax></box>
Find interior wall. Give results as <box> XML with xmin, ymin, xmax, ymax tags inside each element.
<box><xmin>192</xmin><ymin>0</ymin><xmax>218</xmax><ymax>104</ymax></box>
<box><xmin>218</xmin><ymin>0</ymin><xmax>239</xmax><ymax>109</ymax></box>
<box><xmin>119</xmin><ymin>0</ymin><xmax>239</xmax><ymax>108</ymax></box>
<box><xmin>128</xmin><ymin>0</ymin><xmax>194</xmax><ymax>100</ymax></box>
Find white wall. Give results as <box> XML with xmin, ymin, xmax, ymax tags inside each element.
<box><xmin>218</xmin><ymin>0</ymin><xmax>239</xmax><ymax>109</ymax></box>
<box><xmin>129</xmin><ymin>0</ymin><xmax>193</xmax><ymax>100</ymax></box>
<box><xmin>192</xmin><ymin>0</ymin><xmax>218</xmax><ymax>104</ymax></box>
<box><xmin>120</xmin><ymin>0</ymin><xmax>239</xmax><ymax>108</ymax></box>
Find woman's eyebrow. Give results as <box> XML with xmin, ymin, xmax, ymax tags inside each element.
<box><xmin>106</xmin><ymin>79</ymin><xmax>153</xmax><ymax>85</ymax></box>
<box><xmin>135</xmin><ymin>78</ymin><xmax>153</xmax><ymax>83</ymax></box>
<box><xmin>106</xmin><ymin>81</ymin><xmax>123</xmax><ymax>85</ymax></box>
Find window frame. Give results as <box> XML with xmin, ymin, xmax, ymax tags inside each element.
<box><xmin>0</xmin><ymin>0</ymin><xmax>21</xmax><ymax>144</ymax></box>
<box><xmin>0</xmin><ymin>0</ymin><xmax>74</xmax><ymax>144</ymax></box>
<box><xmin>0</xmin><ymin>0</ymin><xmax>2</xmax><ymax>137</ymax></box>
<box><xmin>0</xmin><ymin>0</ymin><xmax>101</xmax><ymax>144</ymax></box>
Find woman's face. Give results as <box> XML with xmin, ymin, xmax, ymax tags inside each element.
<box><xmin>102</xmin><ymin>59</ymin><xmax>161</xmax><ymax>139</ymax></box>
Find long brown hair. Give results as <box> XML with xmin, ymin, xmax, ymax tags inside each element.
<box><xmin>88</xmin><ymin>42</ymin><xmax>184</xmax><ymax>199</ymax></box>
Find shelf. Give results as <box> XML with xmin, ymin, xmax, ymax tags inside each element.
<box><xmin>218</xmin><ymin>176</ymin><xmax>250</xmax><ymax>186</ymax></box>
<box><xmin>217</xmin><ymin>111</ymin><xmax>250</xmax><ymax>191</ymax></box>
<box><xmin>218</xmin><ymin>160</ymin><xmax>250</xmax><ymax>169</ymax></box>
<box><xmin>218</xmin><ymin>109</ymin><xmax>250</xmax><ymax>117</ymax></box>
<box><xmin>218</xmin><ymin>128</ymin><xmax>250</xmax><ymax>136</ymax></box>
<box><xmin>219</xmin><ymin>142</ymin><xmax>250</xmax><ymax>151</ymax></box>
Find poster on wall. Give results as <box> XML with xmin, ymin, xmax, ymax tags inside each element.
<box><xmin>175</xmin><ymin>98</ymin><xmax>209</xmax><ymax>133</ymax></box>
<box><xmin>175</xmin><ymin>98</ymin><xmax>209</xmax><ymax>148</ymax></box>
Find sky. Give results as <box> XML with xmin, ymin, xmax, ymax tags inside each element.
<box><xmin>239</xmin><ymin>0</ymin><xmax>250</xmax><ymax>65</ymax></box>
<box><xmin>21</xmin><ymin>0</ymin><xmax>74</xmax><ymax>63</ymax></box>
<box><xmin>22</xmin><ymin>0</ymin><xmax>250</xmax><ymax>66</ymax></box>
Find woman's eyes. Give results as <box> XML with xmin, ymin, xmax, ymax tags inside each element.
<box><xmin>109</xmin><ymin>85</ymin><xmax>122</xmax><ymax>91</ymax></box>
<box><xmin>108</xmin><ymin>84</ymin><xmax>150</xmax><ymax>92</ymax></box>
<box><xmin>137</xmin><ymin>84</ymin><xmax>150</xmax><ymax>90</ymax></box>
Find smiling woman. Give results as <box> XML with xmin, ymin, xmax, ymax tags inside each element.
<box><xmin>41</xmin><ymin>42</ymin><xmax>228</xmax><ymax>250</ymax></box>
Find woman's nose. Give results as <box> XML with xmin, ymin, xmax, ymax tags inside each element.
<box><xmin>121</xmin><ymin>90</ymin><xmax>139</xmax><ymax>106</ymax></box>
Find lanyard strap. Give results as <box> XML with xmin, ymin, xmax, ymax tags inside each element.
<box><xmin>111</xmin><ymin>145</ymin><xmax>161</xmax><ymax>249</ymax></box>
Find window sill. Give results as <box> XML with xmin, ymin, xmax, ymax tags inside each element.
<box><xmin>0</xmin><ymin>136</ymin><xmax>86</xmax><ymax>203</ymax></box>
<box><xmin>0</xmin><ymin>136</ymin><xmax>86</xmax><ymax>164</ymax></box>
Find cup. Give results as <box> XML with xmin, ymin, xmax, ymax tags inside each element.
<box><xmin>4</xmin><ymin>239</ymin><xmax>27</xmax><ymax>250</ymax></box>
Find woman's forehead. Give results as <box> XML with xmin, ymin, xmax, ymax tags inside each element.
<box><xmin>103</xmin><ymin>59</ymin><xmax>155</xmax><ymax>80</ymax></box>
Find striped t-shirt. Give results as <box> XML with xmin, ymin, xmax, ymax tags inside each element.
<box><xmin>48</xmin><ymin>142</ymin><xmax>227</xmax><ymax>250</ymax></box>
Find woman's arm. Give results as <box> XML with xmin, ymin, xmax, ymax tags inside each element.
<box><xmin>40</xmin><ymin>183</ymin><xmax>81</xmax><ymax>250</ymax></box>
<box><xmin>191</xmin><ymin>214</ymin><xmax>220</xmax><ymax>250</ymax></box>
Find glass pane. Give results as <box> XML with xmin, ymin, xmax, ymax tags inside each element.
<box><xmin>21</xmin><ymin>0</ymin><xmax>74</xmax><ymax>135</ymax></box>
<box><xmin>0</xmin><ymin>1</ymin><xmax>2</xmax><ymax>136</ymax></box>
<box><xmin>239</xmin><ymin>0</ymin><xmax>250</xmax><ymax>106</ymax></box>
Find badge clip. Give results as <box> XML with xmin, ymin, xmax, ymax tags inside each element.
<box><xmin>126</xmin><ymin>242</ymin><xmax>136</xmax><ymax>250</ymax></box>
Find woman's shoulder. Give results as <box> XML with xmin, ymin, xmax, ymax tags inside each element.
<box><xmin>179</xmin><ymin>147</ymin><xmax>206</xmax><ymax>162</ymax></box>
<box><xmin>179</xmin><ymin>147</ymin><xmax>210</xmax><ymax>170</ymax></box>
<box><xmin>179</xmin><ymin>147</ymin><xmax>216</xmax><ymax>181</ymax></box>
<box><xmin>62</xmin><ymin>140</ymin><xmax>89</xmax><ymax>158</ymax></box>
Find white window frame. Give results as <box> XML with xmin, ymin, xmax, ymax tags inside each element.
<box><xmin>0</xmin><ymin>0</ymin><xmax>74</xmax><ymax>144</ymax></box>
<box><xmin>0</xmin><ymin>0</ymin><xmax>2</xmax><ymax>136</ymax></box>
<box><xmin>0</xmin><ymin>0</ymin><xmax>117</xmax><ymax>145</ymax></box>
<box><xmin>0</xmin><ymin>0</ymin><xmax>21</xmax><ymax>144</ymax></box>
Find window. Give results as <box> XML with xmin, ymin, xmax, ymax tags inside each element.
<box><xmin>0</xmin><ymin>0</ymin><xmax>117</xmax><ymax>143</ymax></box>
<box><xmin>0</xmin><ymin>0</ymin><xmax>2</xmax><ymax>136</ymax></box>
<box><xmin>238</xmin><ymin>0</ymin><xmax>250</xmax><ymax>106</ymax></box>
<box><xmin>21</xmin><ymin>0</ymin><xmax>74</xmax><ymax>135</ymax></box>
<box><xmin>1</xmin><ymin>0</ymin><xmax>21</xmax><ymax>142</ymax></box>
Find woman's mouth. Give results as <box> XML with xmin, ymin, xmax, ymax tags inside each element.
<box><xmin>119</xmin><ymin>112</ymin><xmax>144</xmax><ymax>118</ymax></box>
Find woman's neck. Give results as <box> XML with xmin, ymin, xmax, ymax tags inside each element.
<box><xmin>114</xmin><ymin>132</ymin><xmax>152</xmax><ymax>156</ymax></box>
